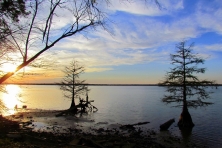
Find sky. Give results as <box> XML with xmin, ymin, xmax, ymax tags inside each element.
<box><xmin>5</xmin><ymin>0</ymin><xmax>222</xmax><ymax>84</ymax></box>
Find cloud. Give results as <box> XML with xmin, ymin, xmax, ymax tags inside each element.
<box><xmin>195</xmin><ymin>1</ymin><xmax>222</xmax><ymax>34</ymax></box>
<box><xmin>25</xmin><ymin>0</ymin><xmax>222</xmax><ymax>75</ymax></box>
<box><xmin>52</xmin><ymin>31</ymin><xmax>170</xmax><ymax>72</ymax></box>
<box><xmin>50</xmin><ymin>8</ymin><xmax>205</xmax><ymax>71</ymax></box>
<box><xmin>191</xmin><ymin>43</ymin><xmax>222</xmax><ymax>61</ymax></box>
<box><xmin>85</xmin><ymin>67</ymin><xmax>113</xmax><ymax>73</ymax></box>
<box><xmin>101</xmin><ymin>0</ymin><xmax>184</xmax><ymax>16</ymax></box>
<box><xmin>197</xmin><ymin>44</ymin><xmax>222</xmax><ymax>59</ymax></box>
<box><xmin>204</xmin><ymin>44</ymin><xmax>222</xmax><ymax>51</ymax></box>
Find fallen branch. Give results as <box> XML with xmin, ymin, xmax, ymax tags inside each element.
<box><xmin>120</xmin><ymin>122</ymin><xmax>150</xmax><ymax>130</ymax></box>
<box><xmin>160</xmin><ymin>118</ymin><xmax>175</xmax><ymax>130</ymax></box>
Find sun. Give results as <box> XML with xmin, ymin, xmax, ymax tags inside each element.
<box><xmin>1</xmin><ymin>63</ymin><xmax>17</xmax><ymax>73</ymax></box>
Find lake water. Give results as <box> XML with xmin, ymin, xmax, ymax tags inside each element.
<box><xmin>0</xmin><ymin>85</ymin><xmax>222</xmax><ymax>147</ymax></box>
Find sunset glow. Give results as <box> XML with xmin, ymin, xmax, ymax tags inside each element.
<box><xmin>1</xmin><ymin>85</ymin><xmax>22</xmax><ymax>115</ymax></box>
<box><xmin>1</xmin><ymin>0</ymin><xmax>222</xmax><ymax>84</ymax></box>
<box><xmin>1</xmin><ymin>63</ymin><xmax>17</xmax><ymax>73</ymax></box>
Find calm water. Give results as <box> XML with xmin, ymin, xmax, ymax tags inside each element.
<box><xmin>1</xmin><ymin>85</ymin><xmax>222</xmax><ymax>147</ymax></box>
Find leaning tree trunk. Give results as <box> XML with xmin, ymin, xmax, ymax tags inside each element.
<box><xmin>178</xmin><ymin>103</ymin><xmax>194</xmax><ymax>129</ymax></box>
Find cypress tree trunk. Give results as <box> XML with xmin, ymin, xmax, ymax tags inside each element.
<box><xmin>178</xmin><ymin>49</ymin><xmax>194</xmax><ymax>128</ymax></box>
<box><xmin>178</xmin><ymin>103</ymin><xmax>194</xmax><ymax>128</ymax></box>
<box><xmin>70</xmin><ymin>97</ymin><xmax>75</xmax><ymax>109</ymax></box>
<box><xmin>69</xmin><ymin>97</ymin><xmax>78</xmax><ymax>113</ymax></box>
<box><xmin>69</xmin><ymin>73</ymin><xmax>77</xmax><ymax>113</ymax></box>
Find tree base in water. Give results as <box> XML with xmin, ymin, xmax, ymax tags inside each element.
<box><xmin>178</xmin><ymin>121</ymin><xmax>194</xmax><ymax>129</ymax></box>
<box><xmin>178</xmin><ymin>109</ymin><xmax>194</xmax><ymax>129</ymax></box>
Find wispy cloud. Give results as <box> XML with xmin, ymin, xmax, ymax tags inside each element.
<box><xmin>30</xmin><ymin>0</ymin><xmax>222</xmax><ymax>81</ymax></box>
<box><xmin>194</xmin><ymin>1</ymin><xmax>222</xmax><ymax>34</ymax></box>
<box><xmin>194</xmin><ymin>44</ymin><xmax>222</xmax><ymax>60</ymax></box>
<box><xmin>204</xmin><ymin>44</ymin><xmax>222</xmax><ymax>51</ymax></box>
<box><xmin>50</xmin><ymin>16</ymin><xmax>197</xmax><ymax>71</ymax></box>
<box><xmin>102</xmin><ymin>0</ymin><xmax>184</xmax><ymax>16</ymax></box>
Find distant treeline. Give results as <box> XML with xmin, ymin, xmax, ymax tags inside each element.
<box><xmin>2</xmin><ymin>83</ymin><xmax>222</xmax><ymax>86</ymax></box>
<box><xmin>158</xmin><ymin>84</ymin><xmax>221</xmax><ymax>87</ymax></box>
<box><xmin>2</xmin><ymin>83</ymin><xmax>161</xmax><ymax>86</ymax></box>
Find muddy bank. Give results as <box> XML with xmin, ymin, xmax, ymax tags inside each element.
<box><xmin>1</xmin><ymin>109</ymin><xmax>199</xmax><ymax>148</ymax></box>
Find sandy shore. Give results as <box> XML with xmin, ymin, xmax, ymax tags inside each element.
<box><xmin>4</xmin><ymin>109</ymin><xmax>199</xmax><ymax>148</ymax></box>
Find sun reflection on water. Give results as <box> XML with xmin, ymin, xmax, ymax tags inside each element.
<box><xmin>1</xmin><ymin>85</ymin><xmax>22</xmax><ymax>116</ymax></box>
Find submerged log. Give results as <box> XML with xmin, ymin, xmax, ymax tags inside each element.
<box><xmin>120</xmin><ymin>122</ymin><xmax>150</xmax><ymax>130</ymax></box>
<box><xmin>160</xmin><ymin>118</ymin><xmax>175</xmax><ymax>130</ymax></box>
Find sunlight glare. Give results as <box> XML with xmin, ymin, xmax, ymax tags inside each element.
<box><xmin>1</xmin><ymin>85</ymin><xmax>22</xmax><ymax>115</ymax></box>
<box><xmin>1</xmin><ymin>63</ymin><xmax>17</xmax><ymax>73</ymax></box>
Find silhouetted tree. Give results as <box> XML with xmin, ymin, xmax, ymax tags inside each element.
<box><xmin>0</xmin><ymin>0</ymin><xmax>27</xmax><ymax>21</ymax></box>
<box><xmin>0</xmin><ymin>0</ymin><xmax>161</xmax><ymax>84</ymax></box>
<box><xmin>159</xmin><ymin>41</ymin><xmax>217</xmax><ymax>128</ymax></box>
<box><xmin>0</xmin><ymin>0</ymin><xmax>106</xmax><ymax>84</ymax></box>
<box><xmin>0</xmin><ymin>0</ymin><xmax>28</xmax><ymax>41</ymax></box>
<box><xmin>59</xmin><ymin>60</ymin><xmax>89</xmax><ymax>112</ymax></box>
<box><xmin>0</xmin><ymin>0</ymin><xmax>28</xmax><ymax>74</ymax></box>
<box><xmin>0</xmin><ymin>0</ymin><xmax>28</xmax><ymax>112</ymax></box>
<box><xmin>0</xmin><ymin>0</ymin><xmax>160</xmax><ymax>114</ymax></box>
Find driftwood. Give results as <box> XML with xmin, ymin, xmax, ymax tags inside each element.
<box><xmin>55</xmin><ymin>99</ymin><xmax>98</xmax><ymax>117</ymax></box>
<box><xmin>160</xmin><ymin>118</ymin><xmax>175</xmax><ymax>130</ymax></box>
<box><xmin>78</xmin><ymin>100</ymin><xmax>98</xmax><ymax>113</ymax></box>
<box><xmin>55</xmin><ymin>108</ymin><xmax>77</xmax><ymax>117</ymax></box>
<box><xmin>120</xmin><ymin>122</ymin><xmax>150</xmax><ymax>130</ymax></box>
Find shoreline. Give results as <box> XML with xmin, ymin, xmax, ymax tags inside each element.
<box><xmin>2</xmin><ymin>109</ymin><xmax>200</xmax><ymax>148</ymax></box>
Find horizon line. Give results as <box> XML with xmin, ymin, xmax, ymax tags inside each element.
<box><xmin>2</xmin><ymin>83</ymin><xmax>159</xmax><ymax>86</ymax></box>
<box><xmin>2</xmin><ymin>83</ymin><xmax>222</xmax><ymax>86</ymax></box>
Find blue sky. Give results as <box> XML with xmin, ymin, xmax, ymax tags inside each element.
<box><xmin>23</xmin><ymin>0</ymin><xmax>222</xmax><ymax>84</ymax></box>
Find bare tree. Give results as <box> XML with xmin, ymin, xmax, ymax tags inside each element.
<box><xmin>0</xmin><ymin>0</ymin><xmax>28</xmax><ymax>72</ymax></box>
<box><xmin>0</xmin><ymin>0</ymin><xmax>29</xmax><ymax>113</ymax></box>
<box><xmin>0</xmin><ymin>0</ymin><xmax>106</xmax><ymax>84</ymax></box>
<box><xmin>59</xmin><ymin>60</ymin><xmax>89</xmax><ymax>112</ymax></box>
<box><xmin>0</xmin><ymin>0</ymin><xmax>28</xmax><ymax>42</ymax></box>
<box><xmin>0</xmin><ymin>0</ymin><xmax>162</xmax><ymax>84</ymax></box>
<box><xmin>0</xmin><ymin>0</ymin><xmax>101</xmax><ymax>114</ymax></box>
<box><xmin>159</xmin><ymin>41</ymin><xmax>217</xmax><ymax>129</ymax></box>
